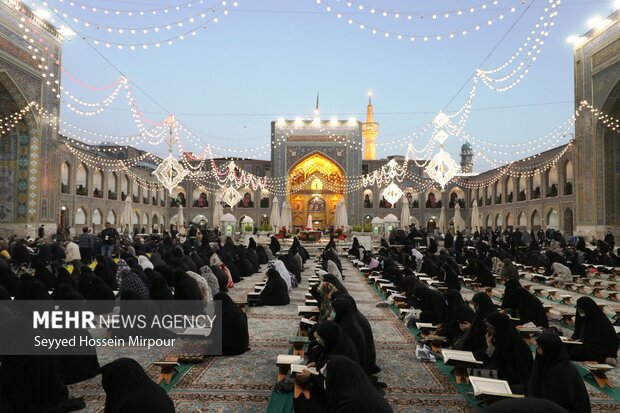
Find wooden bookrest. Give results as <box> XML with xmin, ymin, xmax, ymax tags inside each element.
<box><xmin>294</xmin><ymin>381</ymin><xmax>311</xmax><ymax>399</ymax></box>
<box><xmin>560</xmin><ymin>313</ymin><xmax>575</xmax><ymax>324</ymax></box>
<box><xmin>289</xmin><ymin>336</ymin><xmax>310</xmax><ymax>357</ymax></box>
<box><xmin>422</xmin><ymin>335</ymin><xmax>448</xmax><ymax>352</ymax></box>
<box><xmin>234</xmin><ymin>300</ymin><xmax>247</xmax><ymax>313</ymax></box>
<box><xmin>586</xmin><ymin>365</ymin><xmax>615</xmax><ymax>389</ymax></box>
<box><xmin>155</xmin><ymin>356</ymin><xmax>180</xmax><ymax>384</ymax></box>
<box><xmin>559</xmin><ymin>295</ymin><xmax>573</xmax><ymax>305</ymax></box>
<box><xmin>453</xmin><ymin>363</ymin><xmax>471</xmax><ymax>384</ymax></box>
<box><xmin>277</xmin><ymin>364</ymin><xmax>289</xmax><ymax>382</ymax></box>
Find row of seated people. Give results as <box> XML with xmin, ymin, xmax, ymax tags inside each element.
<box><xmin>297</xmin><ymin>245</ymin><xmax>391</xmax><ymax>413</ymax></box>
<box><xmin>0</xmin><ymin>232</ymin><xmax>283</xmax><ymax>412</ymax></box>
<box><xmin>350</xmin><ymin>236</ymin><xmax>620</xmax><ymax>413</ymax></box>
<box><xmin>247</xmin><ymin>237</ymin><xmax>393</xmax><ymax>411</ymax></box>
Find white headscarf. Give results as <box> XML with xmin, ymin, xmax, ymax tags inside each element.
<box><xmin>138</xmin><ymin>255</ymin><xmax>154</xmax><ymax>270</ymax></box>
<box><xmin>327</xmin><ymin>260</ymin><xmax>342</xmax><ymax>281</ymax></box>
<box><xmin>274</xmin><ymin>260</ymin><xmax>293</xmax><ymax>292</ymax></box>
<box><xmin>210</xmin><ymin>253</ymin><xmax>222</xmax><ymax>267</ymax></box>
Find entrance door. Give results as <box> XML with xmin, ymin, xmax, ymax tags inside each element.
<box><xmin>427</xmin><ymin>218</ymin><xmax>436</xmax><ymax>233</ymax></box>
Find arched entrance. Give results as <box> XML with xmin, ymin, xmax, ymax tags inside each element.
<box><xmin>0</xmin><ymin>76</ymin><xmax>34</xmax><ymax>224</ymax></box>
<box><xmin>288</xmin><ymin>152</ymin><xmax>345</xmax><ymax>231</ymax></box>
<box><xmin>563</xmin><ymin>207</ymin><xmax>574</xmax><ymax>235</ymax></box>
<box><xmin>427</xmin><ymin>218</ymin><xmax>437</xmax><ymax>233</ymax></box>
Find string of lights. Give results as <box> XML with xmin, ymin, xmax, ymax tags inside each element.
<box><xmin>332</xmin><ymin>0</ymin><xmax>515</xmax><ymax>20</ymax></box>
<box><xmin>318</xmin><ymin>0</ymin><xmax>518</xmax><ymax>42</ymax></box>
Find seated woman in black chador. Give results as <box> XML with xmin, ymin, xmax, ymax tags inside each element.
<box><xmin>259</xmin><ymin>267</ymin><xmax>290</xmax><ymax>306</ymax></box>
<box><xmin>528</xmin><ymin>333</ymin><xmax>590</xmax><ymax>413</ymax></box>
<box><xmin>569</xmin><ymin>296</ymin><xmax>618</xmax><ymax>364</ymax></box>
<box><xmin>484</xmin><ymin>312</ymin><xmax>533</xmax><ymax>389</ymax></box>
<box><xmin>101</xmin><ymin>358</ymin><xmax>175</xmax><ymax>413</ymax></box>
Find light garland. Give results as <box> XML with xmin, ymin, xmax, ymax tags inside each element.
<box><xmin>477</xmin><ymin>0</ymin><xmax>560</xmax><ymax>92</ymax></box>
<box><xmin>62</xmin><ymin>7</ymin><xmax>236</xmax><ymax>50</ymax></box>
<box><xmin>318</xmin><ymin>0</ymin><xmax>518</xmax><ymax>42</ymax></box>
<box><xmin>333</xmin><ymin>0</ymin><xmax>513</xmax><ymax>21</ymax></box>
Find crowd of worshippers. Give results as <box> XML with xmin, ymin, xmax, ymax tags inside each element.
<box><xmin>342</xmin><ymin>226</ymin><xmax>619</xmax><ymax>413</ymax></box>
<box><xmin>0</xmin><ymin>228</ymin><xmax>303</xmax><ymax>412</ymax></box>
<box><xmin>279</xmin><ymin>238</ymin><xmax>392</xmax><ymax>413</ymax></box>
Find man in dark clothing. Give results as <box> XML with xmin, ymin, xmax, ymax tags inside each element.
<box><xmin>78</xmin><ymin>227</ymin><xmax>95</xmax><ymax>263</ymax></box>
<box><xmin>100</xmin><ymin>222</ymin><xmax>119</xmax><ymax>258</ymax></box>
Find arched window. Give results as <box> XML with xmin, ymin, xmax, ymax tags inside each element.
<box><xmin>363</xmin><ymin>189</ymin><xmax>373</xmax><ymax>208</ymax></box>
<box><xmin>132</xmin><ymin>180</ymin><xmax>140</xmax><ymax>203</ymax></box>
<box><xmin>563</xmin><ymin>160</ymin><xmax>574</xmax><ymax>195</ymax></box>
<box><xmin>485</xmin><ymin>214</ymin><xmax>491</xmax><ymax>229</ymax></box>
<box><xmin>193</xmin><ymin>187</ymin><xmax>209</xmax><ymax>208</ymax></box>
<box><xmin>449</xmin><ymin>188</ymin><xmax>465</xmax><ymax>208</ymax></box>
<box><xmin>132</xmin><ymin>211</ymin><xmax>140</xmax><ymax>226</ymax></box>
<box><xmin>171</xmin><ymin>187</ymin><xmax>186</xmax><ymax>207</ymax></box>
<box><xmin>531</xmin><ymin>210</ymin><xmax>541</xmax><ymax>231</ymax></box>
<box><xmin>61</xmin><ymin>162</ymin><xmax>70</xmax><ymax>194</ymax></box>
<box><xmin>563</xmin><ymin>207</ymin><xmax>574</xmax><ymax>235</ymax></box>
<box><xmin>517</xmin><ymin>176</ymin><xmax>527</xmax><ymax>201</ymax></box>
<box><xmin>547</xmin><ymin>208</ymin><xmax>559</xmax><ymax>230</ymax></box>
<box><xmin>107</xmin><ymin>210</ymin><xmax>116</xmax><ymax>225</ymax></box>
<box><xmin>505</xmin><ymin>177</ymin><xmax>514</xmax><ymax>203</ymax></box>
<box><xmin>531</xmin><ymin>174</ymin><xmax>541</xmax><ymax>199</ymax></box>
<box><xmin>260</xmin><ymin>189</ymin><xmax>270</xmax><ymax>208</ymax></box>
<box><xmin>93</xmin><ymin>170</ymin><xmax>103</xmax><ymax>198</ymax></box>
<box><xmin>517</xmin><ymin>211</ymin><xmax>527</xmax><ymax>229</ymax></box>
<box><xmin>108</xmin><ymin>172</ymin><xmax>118</xmax><ymax>200</ymax></box>
<box><xmin>505</xmin><ymin>212</ymin><xmax>514</xmax><ymax>229</ymax></box>
<box><xmin>93</xmin><ymin>209</ymin><xmax>103</xmax><ymax>225</ymax></box>
<box><xmin>75</xmin><ymin>207</ymin><xmax>87</xmax><ymax>225</ymax></box>
<box><xmin>495</xmin><ymin>213</ymin><xmax>503</xmax><ymax>230</ymax></box>
<box><xmin>238</xmin><ymin>187</ymin><xmax>254</xmax><ymax>208</ymax></box>
<box><xmin>76</xmin><ymin>163</ymin><xmax>88</xmax><ymax>196</ymax></box>
<box><xmin>493</xmin><ymin>181</ymin><xmax>502</xmax><ymax>205</ymax></box>
<box><xmin>121</xmin><ymin>175</ymin><xmax>129</xmax><ymax>201</ymax></box>
<box><xmin>158</xmin><ymin>188</ymin><xmax>165</xmax><ymax>206</ymax></box>
<box><xmin>142</xmin><ymin>212</ymin><xmax>149</xmax><ymax>227</ymax></box>
<box><xmin>425</xmin><ymin>189</ymin><xmax>442</xmax><ymax>209</ymax></box>
<box><xmin>547</xmin><ymin>166</ymin><xmax>558</xmax><ymax>197</ymax></box>
<box><xmin>310</xmin><ymin>178</ymin><xmax>323</xmax><ymax>191</ymax></box>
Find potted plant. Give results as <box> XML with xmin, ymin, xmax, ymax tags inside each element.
<box><xmin>244</xmin><ymin>224</ymin><xmax>253</xmax><ymax>232</ymax></box>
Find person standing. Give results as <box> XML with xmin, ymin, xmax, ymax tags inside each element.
<box><xmin>100</xmin><ymin>222</ymin><xmax>119</xmax><ymax>258</ymax></box>
<box><xmin>37</xmin><ymin>224</ymin><xmax>45</xmax><ymax>240</ymax></box>
<box><xmin>78</xmin><ymin>226</ymin><xmax>95</xmax><ymax>263</ymax></box>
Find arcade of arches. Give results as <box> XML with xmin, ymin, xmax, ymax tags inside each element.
<box><xmin>287</xmin><ymin>153</ymin><xmax>345</xmax><ymax>231</ymax></box>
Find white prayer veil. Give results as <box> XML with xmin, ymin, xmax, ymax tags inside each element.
<box><xmin>274</xmin><ymin>260</ymin><xmax>293</xmax><ymax>291</ymax></box>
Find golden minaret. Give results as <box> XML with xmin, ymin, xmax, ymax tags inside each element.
<box><xmin>362</xmin><ymin>92</ymin><xmax>379</xmax><ymax>160</ymax></box>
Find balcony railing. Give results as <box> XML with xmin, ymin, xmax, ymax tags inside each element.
<box><xmin>61</xmin><ymin>183</ymin><xmax>70</xmax><ymax>194</ymax></box>
<box><xmin>108</xmin><ymin>190</ymin><xmax>117</xmax><ymax>200</ymax></box>
<box><xmin>507</xmin><ymin>192</ymin><xmax>513</xmax><ymax>203</ymax></box>
<box><xmin>564</xmin><ymin>182</ymin><xmax>573</xmax><ymax>195</ymax></box>
<box><xmin>546</xmin><ymin>185</ymin><xmax>558</xmax><ymax>198</ymax></box>
<box><xmin>532</xmin><ymin>187</ymin><xmax>541</xmax><ymax>199</ymax></box>
<box><xmin>517</xmin><ymin>191</ymin><xmax>526</xmax><ymax>202</ymax></box>
<box><xmin>132</xmin><ymin>195</ymin><xmax>140</xmax><ymax>203</ymax></box>
<box><xmin>76</xmin><ymin>186</ymin><xmax>88</xmax><ymax>196</ymax></box>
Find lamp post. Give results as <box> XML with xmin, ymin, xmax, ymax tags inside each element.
<box><xmin>59</xmin><ymin>206</ymin><xmax>67</xmax><ymax>241</ymax></box>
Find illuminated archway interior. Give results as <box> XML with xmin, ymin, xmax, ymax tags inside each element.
<box><xmin>288</xmin><ymin>153</ymin><xmax>345</xmax><ymax>230</ymax></box>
